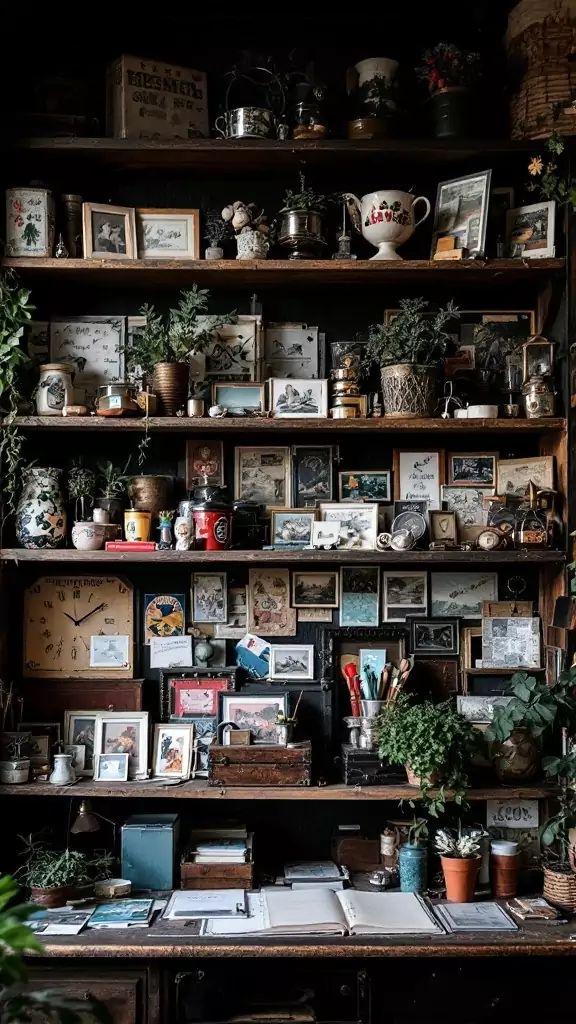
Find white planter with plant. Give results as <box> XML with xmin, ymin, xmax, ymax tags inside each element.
<box><xmin>365</xmin><ymin>298</ymin><xmax>459</xmax><ymax>417</ymax></box>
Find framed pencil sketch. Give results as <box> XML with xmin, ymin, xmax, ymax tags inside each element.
<box><xmin>234</xmin><ymin>447</ymin><xmax>292</xmax><ymax>508</ymax></box>
<box><xmin>393</xmin><ymin>450</ymin><xmax>445</xmax><ymax>509</ymax></box>
<box><xmin>496</xmin><ymin>456</ymin><xmax>554</xmax><ymax>498</ymax></box>
<box><xmin>430</xmin><ymin>170</ymin><xmax>492</xmax><ymax>257</ymax></box>
<box><xmin>441</xmin><ymin>485</ymin><xmax>494</xmax><ymax>527</ymax></box>
<box><xmin>319</xmin><ymin>502</ymin><xmax>379</xmax><ymax>549</ymax></box>
<box><xmin>136</xmin><ymin>208</ymin><xmax>200</xmax><ymax>259</ymax></box>
<box><xmin>431</xmin><ymin>572</ymin><xmax>498</xmax><ymax>619</ymax></box>
<box><xmin>263</xmin><ymin>324</ymin><xmax>319</xmax><ymax>378</ymax></box>
<box><xmin>204</xmin><ymin>314</ymin><xmax>262</xmax><ymax>381</ymax></box>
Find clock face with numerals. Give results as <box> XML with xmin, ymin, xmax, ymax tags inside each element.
<box><xmin>23</xmin><ymin>576</ymin><xmax>134</xmax><ymax>679</ymax></box>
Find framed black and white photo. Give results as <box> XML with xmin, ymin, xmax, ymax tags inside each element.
<box><xmin>136</xmin><ymin>208</ymin><xmax>199</xmax><ymax>259</ymax></box>
<box><xmin>338</xmin><ymin>470</ymin><xmax>390</xmax><ymax>502</ymax></box>
<box><xmin>211</xmin><ymin>382</ymin><xmax>265</xmax><ymax>414</ymax></box>
<box><xmin>409</xmin><ymin>617</ymin><xmax>460</xmax><ymax>656</ymax></box>
<box><xmin>82</xmin><ymin>203</ymin><xmax>136</xmax><ymax>260</ymax></box>
<box><xmin>269</xmin><ymin>644</ymin><xmax>314</xmax><ymax>681</ymax></box>
<box><xmin>506</xmin><ymin>201</ymin><xmax>555</xmax><ymax>259</ymax></box>
<box><xmin>191</xmin><ymin>572</ymin><xmax>227</xmax><ymax>623</ymax></box>
<box><xmin>263</xmin><ymin>324</ymin><xmax>319</xmax><ymax>379</ymax></box>
<box><xmin>93</xmin><ymin>752</ymin><xmax>129</xmax><ymax>783</ymax></box>
<box><xmin>270</xmin><ymin>508</ymin><xmax>318</xmax><ymax>547</ymax></box>
<box><xmin>270</xmin><ymin>378</ymin><xmax>329</xmax><ymax>418</ymax></box>
<box><xmin>234</xmin><ymin>446</ymin><xmax>292</xmax><ymax>508</ymax></box>
<box><xmin>393</xmin><ymin>450</ymin><xmax>445</xmax><ymax>509</ymax></box>
<box><xmin>320</xmin><ymin>502</ymin><xmax>379</xmax><ymax>550</ymax></box>
<box><xmin>448</xmin><ymin>453</ymin><xmax>497</xmax><ymax>487</ymax></box>
<box><xmin>430</xmin><ymin>572</ymin><xmax>498</xmax><ymax>619</ymax></box>
<box><xmin>292</xmin><ymin>446</ymin><xmax>336</xmax><ymax>507</ymax></box>
<box><xmin>496</xmin><ymin>456</ymin><xmax>554</xmax><ymax>497</ymax></box>
<box><xmin>383</xmin><ymin>571</ymin><xmax>428</xmax><ymax>622</ymax></box>
<box><xmin>441</xmin><ymin>485</ymin><xmax>494</xmax><ymax>527</ymax></box>
<box><xmin>89</xmin><ymin>635</ymin><xmax>130</xmax><ymax>670</ymax></box>
<box><xmin>430</xmin><ymin>170</ymin><xmax>492</xmax><ymax>258</ymax></box>
<box><xmin>339</xmin><ymin>566</ymin><xmax>381</xmax><ymax>627</ymax></box>
<box><xmin>292</xmin><ymin>571</ymin><xmax>338</xmax><ymax>608</ymax></box>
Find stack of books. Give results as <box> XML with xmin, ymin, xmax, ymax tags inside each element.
<box><xmin>181</xmin><ymin>824</ymin><xmax>254</xmax><ymax>890</ymax></box>
<box><xmin>193</xmin><ymin>838</ymin><xmax>249</xmax><ymax>864</ymax></box>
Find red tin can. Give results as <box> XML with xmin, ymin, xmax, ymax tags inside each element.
<box><xmin>192</xmin><ymin>485</ymin><xmax>232</xmax><ymax>551</ymax></box>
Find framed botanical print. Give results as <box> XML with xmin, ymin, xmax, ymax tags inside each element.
<box><xmin>234</xmin><ymin>447</ymin><xmax>292</xmax><ymax>508</ymax></box>
<box><xmin>191</xmin><ymin>573</ymin><xmax>227</xmax><ymax>623</ymax></box>
<box><xmin>247</xmin><ymin>569</ymin><xmax>296</xmax><ymax>636</ymax></box>
<box><xmin>143</xmin><ymin>594</ymin><xmax>185</xmax><ymax>645</ymax></box>
<box><xmin>393</xmin><ymin>450</ymin><xmax>445</xmax><ymax>509</ymax></box>
<box><xmin>185</xmin><ymin>440</ymin><xmax>224</xmax><ymax>490</ymax></box>
<box><xmin>292</xmin><ymin>446</ymin><xmax>336</xmax><ymax>507</ymax></box>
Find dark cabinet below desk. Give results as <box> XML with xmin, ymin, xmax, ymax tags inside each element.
<box><xmin>26</xmin><ymin>969</ymin><xmax>154</xmax><ymax>1024</ymax></box>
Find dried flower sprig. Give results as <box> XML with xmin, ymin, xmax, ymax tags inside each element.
<box><xmin>416</xmin><ymin>43</ymin><xmax>481</xmax><ymax>94</ymax></box>
<box><xmin>527</xmin><ymin>127</ymin><xmax>576</xmax><ymax>211</ymax></box>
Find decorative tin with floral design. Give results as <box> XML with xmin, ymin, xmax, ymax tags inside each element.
<box><xmin>36</xmin><ymin>364</ymin><xmax>74</xmax><ymax>415</ymax></box>
<box><xmin>15</xmin><ymin>467</ymin><xmax>67</xmax><ymax>549</ymax></box>
<box><xmin>5</xmin><ymin>187</ymin><xmax>55</xmax><ymax>257</ymax></box>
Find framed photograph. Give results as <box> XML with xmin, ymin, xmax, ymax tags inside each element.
<box><xmin>21</xmin><ymin>722</ymin><xmax>60</xmax><ymax>766</ymax></box>
<box><xmin>189</xmin><ymin>715</ymin><xmax>217</xmax><ymax>777</ymax></box>
<box><xmin>191</xmin><ymin>573</ymin><xmax>227</xmax><ymax>623</ymax></box>
<box><xmin>185</xmin><ymin>440</ymin><xmax>224</xmax><ymax>491</ymax></box>
<box><xmin>393</xmin><ymin>451</ymin><xmax>445</xmax><ymax>509</ymax></box>
<box><xmin>50</xmin><ymin>315</ymin><xmax>125</xmax><ymax>407</ymax></box>
<box><xmin>235</xmin><ymin>446</ymin><xmax>292</xmax><ymax>508</ymax></box>
<box><xmin>270</xmin><ymin>508</ymin><xmax>318</xmax><ymax>547</ymax></box>
<box><xmin>441</xmin><ymin>485</ymin><xmax>494</xmax><ymax>527</ymax></box>
<box><xmin>143</xmin><ymin>593</ymin><xmax>185</xmax><ymax>645</ymax></box>
<box><xmin>409</xmin><ymin>617</ymin><xmax>460</xmax><ymax>656</ymax></box>
<box><xmin>136</xmin><ymin>208</ymin><xmax>199</xmax><ymax>259</ymax></box>
<box><xmin>214</xmin><ymin>587</ymin><xmax>248</xmax><ymax>640</ymax></box>
<box><xmin>338</xmin><ymin>470</ymin><xmax>391</xmax><ymax>502</ymax></box>
<box><xmin>319</xmin><ymin>502</ymin><xmax>379</xmax><ymax>550</ymax></box>
<box><xmin>248</xmin><ymin>568</ymin><xmax>296</xmax><ymax>636</ymax></box>
<box><xmin>339</xmin><ymin>566</ymin><xmax>381</xmax><ymax>627</ymax></box>
<box><xmin>167</xmin><ymin>676</ymin><xmax>234</xmax><ymax>718</ymax></box>
<box><xmin>523</xmin><ymin>337</ymin><xmax>555</xmax><ymax>381</ymax></box>
<box><xmin>429</xmin><ymin>510</ymin><xmax>457</xmax><ymax>542</ymax></box>
<box><xmin>89</xmin><ymin>635</ymin><xmax>130</xmax><ymax>669</ymax></box>
<box><xmin>269</xmin><ymin>645</ymin><xmax>314</xmax><ymax>681</ymax></box>
<box><xmin>506</xmin><ymin>201</ymin><xmax>555</xmax><ymax>259</ymax></box>
<box><xmin>152</xmin><ymin>723</ymin><xmax>194</xmax><ymax>779</ymax></box>
<box><xmin>64</xmin><ymin>744</ymin><xmax>86</xmax><ymax>774</ymax></box>
<box><xmin>204</xmin><ymin>314</ymin><xmax>262</xmax><ymax>381</ymax></box>
<box><xmin>292</xmin><ymin>571</ymin><xmax>338</xmax><ymax>608</ymax></box>
<box><xmin>496</xmin><ymin>456</ymin><xmax>554</xmax><ymax>497</ymax></box>
<box><xmin>82</xmin><ymin>203</ymin><xmax>136</xmax><ymax>260</ymax></box>
<box><xmin>311</xmin><ymin>521</ymin><xmax>340</xmax><ymax>549</ymax></box>
<box><xmin>93</xmin><ymin>712</ymin><xmax>149</xmax><ymax>780</ymax></box>
<box><xmin>431</xmin><ymin>572</ymin><xmax>498</xmax><ymax>619</ymax></box>
<box><xmin>219</xmin><ymin>693</ymin><xmax>288</xmax><ymax>744</ymax></box>
<box><xmin>292</xmin><ymin>446</ymin><xmax>336</xmax><ymax>507</ymax></box>
<box><xmin>269</xmin><ymin>378</ymin><xmax>328</xmax><ymax>418</ymax></box>
<box><xmin>383</xmin><ymin>572</ymin><xmax>427</xmax><ymax>623</ymax></box>
<box><xmin>263</xmin><ymin>324</ymin><xmax>319</xmax><ymax>378</ymax></box>
<box><xmin>298</xmin><ymin>607</ymin><xmax>333</xmax><ymax>622</ymax></box>
<box><xmin>94</xmin><ymin>752</ymin><xmax>129</xmax><ymax>782</ymax></box>
<box><xmin>448</xmin><ymin>453</ymin><xmax>497</xmax><ymax>487</ymax></box>
<box><xmin>64</xmin><ymin>712</ymin><xmax>97</xmax><ymax>776</ymax></box>
<box><xmin>211</xmin><ymin>382</ymin><xmax>265</xmax><ymax>414</ymax></box>
<box><xmin>430</xmin><ymin>170</ymin><xmax>492</xmax><ymax>257</ymax></box>
<box><xmin>457</xmin><ymin>695</ymin><xmax>512</xmax><ymax>723</ymax></box>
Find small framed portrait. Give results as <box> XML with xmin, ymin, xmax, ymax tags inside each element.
<box><xmin>166</xmin><ymin>675</ymin><xmax>234</xmax><ymax>719</ymax></box>
<box><xmin>292</xmin><ymin>571</ymin><xmax>338</xmax><ymax>608</ymax></box>
<box><xmin>292</xmin><ymin>445</ymin><xmax>337</xmax><ymax>507</ymax></box>
<box><xmin>448</xmin><ymin>453</ymin><xmax>497</xmax><ymax>487</ymax></box>
<box><xmin>338</xmin><ymin>470</ymin><xmax>391</xmax><ymax>502</ymax></box>
<box><xmin>408</xmin><ymin>617</ymin><xmax>460</xmax><ymax>656</ymax></box>
<box><xmin>64</xmin><ymin>744</ymin><xmax>86</xmax><ymax>774</ymax></box>
<box><xmin>393</xmin><ymin>450</ymin><xmax>445</xmax><ymax>509</ymax></box>
<box><xmin>234</xmin><ymin>447</ymin><xmax>292</xmax><ymax>508</ymax></box>
<box><xmin>441</xmin><ymin>485</ymin><xmax>494</xmax><ymax>528</ymax></box>
<box><xmin>89</xmin><ymin>635</ymin><xmax>130</xmax><ymax>669</ymax></box>
<box><xmin>211</xmin><ymin>382</ymin><xmax>266</xmax><ymax>414</ymax></box>
<box><xmin>522</xmin><ymin>337</ymin><xmax>555</xmax><ymax>382</ymax></box>
<box><xmin>191</xmin><ymin>573</ymin><xmax>227</xmax><ymax>623</ymax></box>
<box><xmin>269</xmin><ymin>644</ymin><xmax>314</xmax><ymax>681</ymax></box>
<box><xmin>93</xmin><ymin>752</ymin><xmax>129</xmax><ymax>783</ymax></box>
<box><xmin>143</xmin><ymin>593</ymin><xmax>185</xmax><ymax>645</ymax></box>
<box><xmin>219</xmin><ymin>693</ymin><xmax>288</xmax><ymax>744</ymax></box>
<box><xmin>185</xmin><ymin>440</ymin><xmax>224</xmax><ymax>491</ymax></box>
<box><xmin>136</xmin><ymin>208</ymin><xmax>199</xmax><ymax>259</ymax></box>
<box><xmin>82</xmin><ymin>202</ymin><xmax>136</xmax><ymax>260</ymax></box>
<box><xmin>429</xmin><ymin>509</ymin><xmax>457</xmax><ymax>542</ymax></box>
<box><xmin>382</xmin><ymin>571</ymin><xmax>427</xmax><ymax>622</ymax></box>
<box><xmin>63</xmin><ymin>712</ymin><xmax>98</xmax><ymax>776</ymax></box>
<box><xmin>93</xmin><ymin>712</ymin><xmax>149</xmax><ymax>780</ymax></box>
<box><xmin>430</xmin><ymin>170</ymin><xmax>492</xmax><ymax>258</ymax></box>
<box><xmin>506</xmin><ymin>201</ymin><xmax>555</xmax><ymax>259</ymax></box>
<box><xmin>339</xmin><ymin>566</ymin><xmax>381</xmax><ymax>628</ymax></box>
<box><xmin>270</xmin><ymin>507</ymin><xmax>318</xmax><ymax>547</ymax></box>
<box><xmin>269</xmin><ymin>378</ymin><xmax>329</xmax><ymax>418</ymax></box>
<box><xmin>319</xmin><ymin>502</ymin><xmax>379</xmax><ymax>550</ymax></box>
<box><xmin>152</xmin><ymin>723</ymin><xmax>194</xmax><ymax>780</ymax></box>
<box><xmin>496</xmin><ymin>456</ymin><xmax>554</xmax><ymax>498</ymax></box>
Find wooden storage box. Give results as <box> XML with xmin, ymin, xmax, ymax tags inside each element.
<box><xmin>106</xmin><ymin>54</ymin><xmax>209</xmax><ymax>140</ymax></box>
<box><xmin>208</xmin><ymin>742</ymin><xmax>312</xmax><ymax>787</ymax></box>
<box><xmin>340</xmin><ymin>744</ymin><xmax>406</xmax><ymax>787</ymax></box>
<box><xmin>180</xmin><ymin>834</ymin><xmax>254</xmax><ymax>891</ymax></box>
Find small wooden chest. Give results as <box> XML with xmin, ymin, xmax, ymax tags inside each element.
<box><xmin>340</xmin><ymin>744</ymin><xmax>406</xmax><ymax>787</ymax></box>
<box><xmin>208</xmin><ymin>742</ymin><xmax>312</xmax><ymax>787</ymax></box>
<box><xmin>180</xmin><ymin>859</ymin><xmax>255</xmax><ymax>890</ymax></box>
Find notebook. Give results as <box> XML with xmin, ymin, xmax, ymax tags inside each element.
<box><xmin>88</xmin><ymin>899</ymin><xmax>154</xmax><ymax>929</ymax></box>
<box><xmin>164</xmin><ymin>889</ymin><xmax>247</xmax><ymax>920</ymax></box>
<box><xmin>29</xmin><ymin>910</ymin><xmax>92</xmax><ymax>935</ymax></box>
<box><xmin>434</xmin><ymin>902</ymin><xmax>517</xmax><ymax>932</ymax></box>
<box><xmin>203</xmin><ymin>888</ymin><xmax>442</xmax><ymax>936</ymax></box>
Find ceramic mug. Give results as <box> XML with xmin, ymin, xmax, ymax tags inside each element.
<box><xmin>124</xmin><ymin>509</ymin><xmax>152</xmax><ymax>542</ymax></box>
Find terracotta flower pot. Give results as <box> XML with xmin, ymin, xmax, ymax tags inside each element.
<box><xmin>441</xmin><ymin>854</ymin><xmax>480</xmax><ymax>903</ymax></box>
<box><xmin>30</xmin><ymin>884</ymin><xmax>76</xmax><ymax>908</ymax></box>
<box><xmin>405</xmin><ymin>765</ymin><xmax>439</xmax><ymax>788</ymax></box>
<box><xmin>491</xmin><ymin>727</ymin><xmax>540</xmax><ymax>783</ymax></box>
<box><xmin>153</xmin><ymin>361</ymin><xmax>189</xmax><ymax>416</ymax></box>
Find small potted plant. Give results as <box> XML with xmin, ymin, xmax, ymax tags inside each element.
<box><xmin>434</xmin><ymin>827</ymin><xmax>482</xmax><ymax>902</ymax></box>
<box><xmin>221</xmin><ymin>201</ymin><xmax>269</xmax><ymax>260</ymax></box>
<box><xmin>416</xmin><ymin>43</ymin><xmax>481</xmax><ymax>139</ymax></box>
<box><xmin>16</xmin><ymin>836</ymin><xmax>114</xmax><ymax>908</ymax></box>
<box><xmin>95</xmin><ymin>459</ymin><xmax>132</xmax><ymax>524</ymax></box>
<box><xmin>378</xmin><ymin>693</ymin><xmax>476</xmax><ymax>816</ymax></box>
<box><xmin>204</xmin><ymin>209</ymin><xmax>229</xmax><ymax>260</ymax></box>
<box><xmin>126</xmin><ymin>286</ymin><xmax>237</xmax><ymax>416</ymax></box>
<box><xmin>365</xmin><ymin>298</ymin><xmax>458</xmax><ymax>418</ymax></box>
<box><xmin>277</xmin><ymin>172</ymin><xmax>327</xmax><ymax>259</ymax></box>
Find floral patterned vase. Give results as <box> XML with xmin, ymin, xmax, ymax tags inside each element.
<box><xmin>15</xmin><ymin>467</ymin><xmax>67</xmax><ymax>548</ymax></box>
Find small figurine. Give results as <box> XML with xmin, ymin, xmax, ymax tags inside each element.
<box><xmin>174</xmin><ymin>516</ymin><xmax>192</xmax><ymax>551</ymax></box>
<box><xmin>208</xmin><ymin>405</ymin><xmax>228</xmax><ymax>418</ymax></box>
<box><xmin>221</xmin><ymin>201</ymin><xmax>269</xmax><ymax>260</ymax></box>
<box><xmin>157</xmin><ymin>510</ymin><xmax>174</xmax><ymax>550</ymax></box>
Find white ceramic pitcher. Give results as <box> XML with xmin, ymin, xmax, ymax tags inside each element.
<box><xmin>343</xmin><ymin>190</ymin><xmax>431</xmax><ymax>260</ymax></box>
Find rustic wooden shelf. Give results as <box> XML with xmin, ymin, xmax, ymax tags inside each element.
<box><xmin>3</xmin><ymin>257</ymin><xmax>565</xmax><ymax>288</ymax></box>
<box><xmin>0</xmin><ymin>780</ymin><xmax>554</xmax><ymax>800</ymax></box>
<box><xmin>0</xmin><ymin>548</ymin><xmax>565</xmax><ymax>564</ymax></box>
<box><xmin>7</xmin><ymin>416</ymin><xmax>567</xmax><ymax>433</ymax></box>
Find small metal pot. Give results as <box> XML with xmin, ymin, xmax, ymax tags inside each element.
<box><xmin>215</xmin><ymin>107</ymin><xmax>276</xmax><ymax>139</ymax></box>
<box><xmin>95</xmin><ymin>384</ymin><xmax>138</xmax><ymax>417</ymax></box>
<box><xmin>278</xmin><ymin>208</ymin><xmax>326</xmax><ymax>260</ymax></box>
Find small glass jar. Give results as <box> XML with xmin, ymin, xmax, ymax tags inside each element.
<box><xmin>292</xmin><ymin>102</ymin><xmax>327</xmax><ymax>139</ymax></box>
<box><xmin>399</xmin><ymin>842</ymin><xmax>428</xmax><ymax>892</ymax></box>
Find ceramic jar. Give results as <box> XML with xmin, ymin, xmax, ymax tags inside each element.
<box><xmin>344</xmin><ymin>190</ymin><xmax>431</xmax><ymax>260</ymax></box>
<box><xmin>0</xmin><ymin>759</ymin><xmax>30</xmax><ymax>784</ymax></box>
<box><xmin>6</xmin><ymin>187</ymin><xmax>55</xmax><ymax>257</ymax></box>
<box><xmin>399</xmin><ymin>843</ymin><xmax>428</xmax><ymax>893</ymax></box>
<box><xmin>36</xmin><ymin>363</ymin><xmax>74</xmax><ymax>415</ymax></box>
<box><xmin>71</xmin><ymin>521</ymin><xmax>106</xmax><ymax>551</ymax></box>
<box><xmin>235</xmin><ymin>229</ymin><xmax>269</xmax><ymax>260</ymax></box>
<box><xmin>16</xmin><ymin>467</ymin><xmax>67</xmax><ymax>549</ymax></box>
<box><xmin>49</xmin><ymin>753</ymin><xmax>76</xmax><ymax>786</ymax></box>
<box><xmin>124</xmin><ymin>509</ymin><xmax>152</xmax><ymax>542</ymax></box>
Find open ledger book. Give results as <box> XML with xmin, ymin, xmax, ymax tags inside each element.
<box><xmin>202</xmin><ymin>889</ymin><xmax>442</xmax><ymax>936</ymax></box>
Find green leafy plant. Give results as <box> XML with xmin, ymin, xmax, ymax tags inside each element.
<box><xmin>527</xmin><ymin>120</ymin><xmax>576</xmax><ymax>212</ymax></box>
<box><xmin>67</xmin><ymin>463</ymin><xmax>96</xmax><ymax>501</ymax></box>
<box><xmin>365</xmin><ymin>298</ymin><xmax>459</xmax><ymax>369</ymax></box>
<box><xmin>16</xmin><ymin>837</ymin><xmax>114</xmax><ymax>890</ymax></box>
<box><xmin>485</xmin><ymin>669</ymin><xmax>576</xmax><ymax>745</ymax></box>
<box><xmin>0</xmin><ymin>873</ymin><xmax>111</xmax><ymax>1022</ymax></box>
<box><xmin>377</xmin><ymin>693</ymin><xmax>477</xmax><ymax>815</ymax></box>
<box><xmin>281</xmin><ymin>171</ymin><xmax>326</xmax><ymax>213</ymax></box>
<box><xmin>0</xmin><ymin>270</ymin><xmax>35</xmax><ymax>521</ymax></box>
<box><xmin>96</xmin><ymin>458</ymin><xmax>132</xmax><ymax>499</ymax></box>
<box><xmin>434</xmin><ymin>827</ymin><xmax>481</xmax><ymax>858</ymax></box>
<box><xmin>125</xmin><ymin>286</ymin><xmax>237</xmax><ymax>373</ymax></box>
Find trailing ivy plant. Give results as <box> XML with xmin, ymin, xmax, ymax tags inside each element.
<box><xmin>281</xmin><ymin>171</ymin><xmax>326</xmax><ymax>213</ymax></box>
<box><xmin>365</xmin><ymin>298</ymin><xmax>459</xmax><ymax>369</ymax></box>
<box><xmin>485</xmin><ymin>669</ymin><xmax>576</xmax><ymax>745</ymax></box>
<box><xmin>0</xmin><ymin>270</ymin><xmax>35</xmax><ymax>522</ymax></box>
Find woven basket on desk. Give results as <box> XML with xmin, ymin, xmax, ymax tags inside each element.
<box><xmin>543</xmin><ymin>866</ymin><xmax>576</xmax><ymax>910</ymax></box>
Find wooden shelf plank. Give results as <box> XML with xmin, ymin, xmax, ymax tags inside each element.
<box><xmin>6</xmin><ymin>416</ymin><xmax>567</xmax><ymax>433</ymax></box>
<box><xmin>0</xmin><ymin>548</ymin><xmax>565</xmax><ymax>564</ymax></box>
<box><xmin>2</xmin><ymin>257</ymin><xmax>565</xmax><ymax>288</ymax></box>
<box><xmin>0</xmin><ymin>780</ymin><xmax>554</xmax><ymax>800</ymax></box>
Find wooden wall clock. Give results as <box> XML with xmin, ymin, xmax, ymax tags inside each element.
<box><xmin>23</xmin><ymin>576</ymin><xmax>134</xmax><ymax>679</ymax></box>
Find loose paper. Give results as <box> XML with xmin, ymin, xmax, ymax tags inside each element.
<box><xmin>482</xmin><ymin>617</ymin><xmax>541</xmax><ymax>668</ymax></box>
<box><xmin>149</xmin><ymin>636</ymin><xmax>193</xmax><ymax>669</ymax></box>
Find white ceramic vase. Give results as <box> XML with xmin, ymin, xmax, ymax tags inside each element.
<box><xmin>35</xmin><ymin>363</ymin><xmax>74</xmax><ymax>415</ymax></box>
<box><xmin>49</xmin><ymin>754</ymin><xmax>76</xmax><ymax>786</ymax></box>
<box><xmin>343</xmin><ymin>190</ymin><xmax>431</xmax><ymax>260</ymax></box>
<box><xmin>355</xmin><ymin>58</ymin><xmax>399</xmax><ymax>88</ymax></box>
<box><xmin>15</xmin><ymin>467</ymin><xmax>67</xmax><ymax>549</ymax></box>
<box><xmin>71</xmin><ymin>521</ymin><xmax>106</xmax><ymax>551</ymax></box>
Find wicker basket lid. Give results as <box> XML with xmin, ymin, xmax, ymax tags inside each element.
<box><xmin>507</xmin><ymin>0</ymin><xmax>576</xmax><ymax>45</ymax></box>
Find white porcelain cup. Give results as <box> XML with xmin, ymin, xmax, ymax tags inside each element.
<box><xmin>467</xmin><ymin>404</ymin><xmax>498</xmax><ymax>418</ymax></box>
<box><xmin>453</xmin><ymin>408</ymin><xmax>468</xmax><ymax>418</ymax></box>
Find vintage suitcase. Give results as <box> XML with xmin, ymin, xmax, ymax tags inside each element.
<box><xmin>340</xmin><ymin>744</ymin><xmax>406</xmax><ymax>787</ymax></box>
<box><xmin>208</xmin><ymin>742</ymin><xmax>312</xmax><ymax>787</ymax></box>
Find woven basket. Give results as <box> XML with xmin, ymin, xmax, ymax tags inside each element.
<box><xmin>543</xmin><ymin>866</ymin><xmax>576</xmax><ymax>910</ymax></box>
<box><xmin>507</xmin><ymin>0</ymin><xmax>576</xmax><ymax>138</ymax></box>
<box><xmin>510</xmin><ymin>62</ymin><xmax>576</xmax><ymax>137</ymax></box>
<box><xmin>507</xmin><ymin>0</ymin><xmax>576</xmax><ymax>46</ymax></box>
<box><xmin>380</xmin><ymin>364</ymin><xmax>436</xmax><ymax>418</ymax></box>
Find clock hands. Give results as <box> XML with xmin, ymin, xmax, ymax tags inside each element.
<box><xmin>62</xmin><ymin>603</ymin><xmax>107</xmax><ymax>627</ymax></box>
<box><xmin>63</xmin><ymin>612</ymin><xmax>81</xmax><ymax>627</ymax></box>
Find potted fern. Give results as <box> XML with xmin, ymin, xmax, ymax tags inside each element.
<box><xmin>126</xmin><ymin>286</ymin><xmax>237</xmax><ymax>415</ymax></box>
<box><xmin>365</xmin><ymin>298</ymin><xmax>459</xmax><ymax>417</ymax></box>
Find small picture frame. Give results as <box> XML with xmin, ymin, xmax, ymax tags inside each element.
<box><xmin>152</xmin><ymin>723</ymin><xmax>194</xmax><ymax>780</ymax></box>
<box><xmin>382</xmin><ymin>571</ymin><xmax>428</xmax><ymax>622</ymax></box>
<box><xmin>431</xmin><ymin>170</ymin><xmax>492</xmax><ymax>257</ymax></box>
<box><xmin>234</xmin><ymin>446</ymin><xmax>292</xmax><ymax>508</ymax></box>
<box><xmin>185</xmin><ymin>440</ymin><xmax>224</xmax><ymax>491</ymax></box>
<box><xmin>393</xmin><ymin>450</ymin><xmax>445</xmax><ymax>509</ymax></box>
<box><xmin>219</xmin><ymin>693</ymin><xmax>288</xmax><ymax>744</ymax></box>
<box><xmin>448</xmin><ymin>453</ymin><xmax>497</xmax><ymax>487</ymax></box>
<box><xmin>82</xmin><ymin>202</ymin><xmax>136</xmax><ymax>260</ymax></box>
<box><xmin>89</xmin><ymin>635</ymin><xmax>130</xmax><ymax>669</ymax></box>
<box><xmin>506</xmin><ymin>201</ymin><xmax>555</xmax><ymax>259</ymax></box>
<box><xmin>270</xmin><ymin>507</ymin><xmax>318</xmax><ymax>547</ymax></box>
<box><xmin>269</xmin><ymin>644</ymin><xmax>314</xmax><ymax>681</ymax></box>
<box><xmin>166</xmin><ymin>675</ymin><xmax>234</xmax><ymax>719</ymax></box>
<box><xmin>292</xmin><ymin>445</ymin><xmax>336</xmax><ymax>508</ymax></box>
<box><xmin>310</xmin><ymin>521</ymin><xmax>340</xmax><ymax>549</ymax></box>
<box><xmin>408</xmin><ymin>617</ymin><xmax>460</xmax><ymax>656</ymax></box>
<box><xmin>94</xmin><ymin>712</ymin><xmax>149</xmax><ymax>780</ymax></box>
<box><xmin>135</xmin><ymin>208</ymin><xmax>200</xmax><ymax>259</ymax></box>
<box><xmin>522</xmin><ymin>337</ymin><xmax>555</xmax><ymax>382</ymax></box>
<box><xmin>269</xmin><ymin>378</ymin><xmax>329</xmax><ymax>418</ymax></box>
<box><xmin>93</xmin><ymin>752</ymin><xmax>129</xmax><ymax>783</ymax></box>
<box><xmin>191</xmin><ymin>573</ymin><xmax>227</xmax><ymax>624</ymax></box>
<box><xmin>338</xmin><ymin>470</ymin><xmax>391</xmax><ymax>502</ymax></box>
<box><xmin>339</xmin><ymin>566</ymin><xmax>381</xmax><ymax>628</ymax></box>
<box><xmin>211</xmin><ymin>382</ymin><xmax>266</xmax><ymax>414</ymax></box>
<box><xmin>319</xmin><ymin>502</ymin><xmax>379</xmax><ymax>550</ymax></box>
<box><xmin>143</xmin><ymin>593</ymin><xmax>185</xmax><ymax>645</ymax></box>
<box><xmin>441</xmin><ymin>485</ymin><xmax>494</xmax><ymax>527</ymax></box>
<box><xmin>63</xmin><ymin>712</ymin><xmax>98</xmax><ymax>776</ymax></box>
<box><xmin>292</xmin><ymin>571</ymin><xmax>338</xmax><ymax>608</ymax></box>
<box><xmin>429</xmin><ymin>510</ymin><xmax>457</xmax><ymax>542</ymax></box>
<box><xmin>496</xmin><ymin>456</ymin><xmax>554</xmax><ymax>498</ymax></box>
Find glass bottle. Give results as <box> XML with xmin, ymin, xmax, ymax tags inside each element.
<box><xmin>514</xmin><ymin>482</ymin><xmax>548</xmax><ymax>549</ymax></box>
